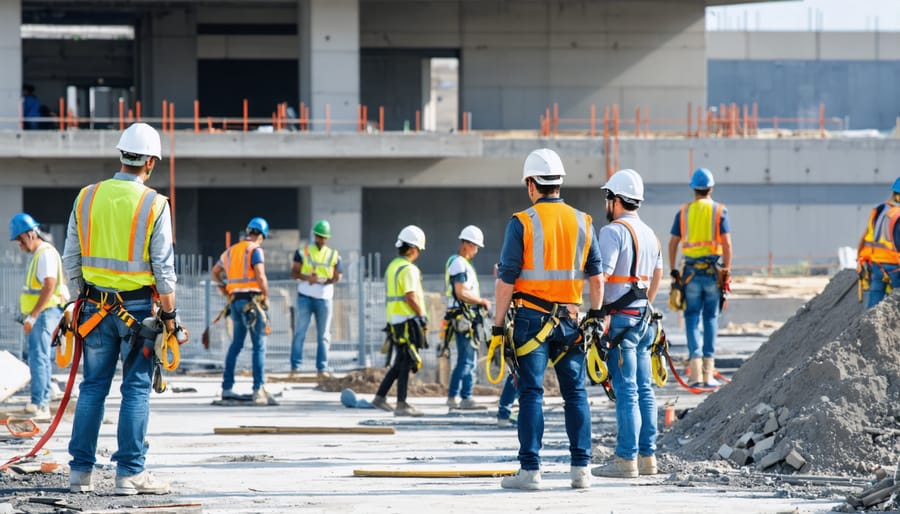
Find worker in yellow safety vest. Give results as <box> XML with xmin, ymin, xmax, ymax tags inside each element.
<box><xmin>62</xmin><ymin>122</ymin><xmax>178</xmax><ymax>495</ymax></box>
<box><xmin>290</xmin><ymin>219</ymin><xmax>342</xmax><ymax>378</ymax></box>
<box><xmin>667</xmin><ymin>168</ymin><xmax>733</xmax><ymax>389</ymax></box>
<box><xmin>857</xmin><ymin>177</ymin><xmax>900</xmax><ymax>308</ymax></box>
<box><xmin>372</xmin><ymin>225</ymin><xmax>429</xmax><ymax>417</ymax></box>
<box><xmin>492</xmin><ymin>148</ymin><xmax>604</xmax><ymax>491</ymax></box>
<box><xmin>10</xmin><ymin>212</ymin><xmax>67</xmax><ymax>421</ymax></box>
<box><xmin>211</xmin><ymin>217</ymin><xmax>271</xmax><ymax>404</ymax></box>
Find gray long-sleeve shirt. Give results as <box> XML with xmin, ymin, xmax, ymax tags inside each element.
<box><xmin>62</xmin><ymin>172</ymin><xmax>177</xmax><ymax>295</ymax></box>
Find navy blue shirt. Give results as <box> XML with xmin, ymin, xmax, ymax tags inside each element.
<box><xmin>497</xmin><ymin>198</ymin><xmax>603</xmax><ymax>285</ymax></box>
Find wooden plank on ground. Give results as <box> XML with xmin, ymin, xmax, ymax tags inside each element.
<box><xmin>78</xmin><ymin>504</ymin><xmax>202</xmax><ymax>514</ymax></box>
<box><xmin>213</xmin><ymin>426</ymin><xmax>395</xmax><ymax>435</ymax></box>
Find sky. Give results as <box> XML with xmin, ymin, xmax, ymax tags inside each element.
<box><xmin>707</xmin><ymin>0</ymin><xmax>900</xmax><ymax>31</ymax></box>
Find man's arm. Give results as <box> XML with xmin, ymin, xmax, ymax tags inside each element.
<box><xmin>668</xmin><ymin>236</ymin><xmax>681</xmax><ymax>273</ymax></box>
<box><xmin>720</xmin><ymin>233</ymin><xmax>733</xmax><ymax>271</ymax></box>
<box><xmin>211</xmin><ymin>262</ymin><xmax>228</xmax><ymax>297</ymax></box>
<box><xmin>253</xmin><ymin>262</ymin><xmax>269</xmax><ymax>299</ymax></box>
<box><xmin>493</xmin><ymin>281</ymin><xmax>514</xmax><ymax>327</ymax></box>
<box><xmin>290</xmin><ymin>261</ymin><xmax>302</xmax><ymax>280</ymax></box>
<box><xmin>453</xmin><ymin>281</ymin><xmax>490</xmax><ymax>310</ymax></box>
<box><xmin>648</xmin><ymin>268</ymin><xmax>663</xmax><ymax>304</ymax></box>
<box><xmin>23</xmin><ymin>277</ymin><xmax>58</xmax><ymax>334</ymax></box>
<box><xmin>587</xmin><ymin>273</ymin><xmax>603</xmax><ymax>311</ymax></box>
<box><xmin>61</xmin><ymin>205</ymin><xmax>83</xmax><ymax>295</ymax></box>
<box><xmin>328</xmin><ymin>259</ymin><xmax>342</xmax><ymax>285</ymax></box>
<box><xmin>404</xmin><ymin>291</ymin><xmax>426</xmax><ymax>318</ymax></box>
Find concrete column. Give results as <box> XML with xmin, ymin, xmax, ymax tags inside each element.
<box><xmin>298</xmin><ymin>0</ymin><xmax>359</xmax><ymax>132</ymax></box>
<box><xmin>0</xmin><ymin>186</ymin><xmax>24</xmax><ymax>236</ymax></box>
<box><xmin>308</xmin><ymin>185</ymin><xmax>361</xmax><ymax>258</ymax></box>
<box><xmin>137</xmin><ymin>8</ymin><xmax>197</xmax><ymax>118</ymax></box>
<box><xmin>0</xmin><ymin>0</ymin><xmax>21</xmax><ymax>130</ymax></box>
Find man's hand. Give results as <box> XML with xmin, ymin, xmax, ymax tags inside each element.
<box><xmin>670</xmin><ymin>269</ymin><xmax>681</xmax><ymax>283</ymax></box>
<box><xmin>23</xmin><ymin>315</ymin><xmax>35</xmax><ymax>335</ymax></box>
<box><xmin>306</xmin><ymin>275</ymin><xmax>318</xmax><ymax>285</ymax></box>
<box><xmin>579</xmin><ymin>309</ymin><xmax>605</xmax><ymax>337</ymax></box>
<box><xmin>415</xmin><ymin>315</ymin><xmax>428</xmax><ymax>331</ymax></box>
<box><xmin>480</xmin><ymin>299</ymin><xmax>492</xmax><ymax>311</ymax></box>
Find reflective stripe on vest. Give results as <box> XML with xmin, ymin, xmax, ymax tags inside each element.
<box><xmin>513</xmin><ymin>202</ymin><xmax>591</xmax><ymax>305</ymax></box>
<box><xmin>861</xmin><ymin>202</ymin><xmax>900</xmax><ymax>264</ymax></box>
<box><xmin>300</xmin><ymin>244</ymin><xmax>338</xmax><ymax>279</ymax></box>
<box><xmin>680</xmin><ymin>199</ymin><xmax>724</xmax><ymax>258</ymax></box>
<box><xmin>222</xmin><ymin>240</ymin><xmax>261</xmax><ymax>293</ymax></box>
<box><xmin>20</xmin><ymin>243</ymin><xmax>64</xmax><ymax>314</ymax></box>
<box><xmin>76</xmin><ymin>179</ymin><xmax>165</xmax><ymax>290</ymax></box>
<box><xmin>444</xmin><ymin>254</ymin><xmax>481</xmax><ymax>301</ymax></box>
<box><xmin>385</xmin><ymin>256</ymin><xmax>418</xmax><ymax>320</ymax></box>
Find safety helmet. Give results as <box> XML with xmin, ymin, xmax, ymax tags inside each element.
<box><xmin>116</xmin><ymin>122</ymin><xmax>162</xmax><ymax>166</ymax></box>
<box><xmin>246</xmin><ymin>217</ymin><xmax>269</xmax><ymax>239</ymax></box>
<box><xmin>395</xmin><ymin>225</ymin><xmax>426</xmax><ymax>250</ymax></box>
<box><xmin>602</xmin><ymin>169</ymin><xmax>645</xmax><ymax>202</ymax></box>
<box><xmin>690</xmin><ymin>168</ymin><xmax>715</xmax><ymax>189</ymax></box>
<box><xmin>9</xmin><ymin>213</ymin><xmax>39</xmax><ymax>241</ymax></box>
<box><xmin>458</xmin><ymin>225</ymin><xmax>484</xmax><ymax>248</ymax></box>
<box><xmin>522</xmin><ymin>148</ymin><xmax>566</xmax><ymax>186</ymax></box>
<box><xmin>340</xmin><ymin>388</ymin><xmax>359</xmax><ymax>408</ymax></box>
<box><xmin>892</xmin><ymin>177</ymin><xmax>900</xmax><ymax>194</ymax></box>
<box><xmin>312</xmin><ymin>220</ymin><xmax>331</xmax><ymax>238</ymax></box>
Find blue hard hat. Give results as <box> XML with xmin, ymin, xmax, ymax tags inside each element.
<box><xmin>340</xmin><ymin>388</ymin><xmax>358</xmax><ymax>408</ymax></box>
<box><xmin>9</xmin><ymin>213</ymin><xmax>39</xmax><ymax>241</ymax></box>
<box><xmin>892</xmin><ymin>177</ymin><xmax>900</xmax><ymax>194</ymax></box>
<box><xmin>690</xmin><ymin>168</ymin><xmax>715</xmax><ymax>189</ymax></box>
<box><xmin>246</xmin><ymin>217</ymin><xmax>269</xmax><ymax>239</ymax></box>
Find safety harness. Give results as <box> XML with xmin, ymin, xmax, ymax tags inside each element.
<box><xmin>485</xmin><ymin>307</ymin><xmax>518</xmax><ymax>385</ymax></box>
<box><xmin>382</xmin><ymin>319</ymin><xmax>426</xmax><ymax>373</ymax></box>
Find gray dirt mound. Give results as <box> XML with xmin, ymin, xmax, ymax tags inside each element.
<box><xmin>662</xmin><ymin>269</ymin><xmax>900</xmax><ymax>475</ymax></box>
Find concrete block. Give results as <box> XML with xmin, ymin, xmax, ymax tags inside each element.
<box><xmin>763</xmin><ymin>414</ymin><xmax>780</xmax><ymax>435</ymax></box>
<box><xmin>752</xmin><ymin>432</ymin><xmax>769</xmax><ymax>444</ymax></box>
<box><xmin>0</xmin><ymin>350</ymin><xmax>30</xmax><ymax>402</ymax></box>
<box><xmin>729</xmin><ymin>448</ymin><xmax>752</xmax><ymax>466</ymax></box>
<box><xmin>736</xmin><ymin>432</ymin><xmax>756</xmax><ymax>449</ymax></box>
<box><xmin>784</xmin><ymin>450</ymin><xmax>807</xmax><ymax>471</ymax></box>
<box><xmin>753</xmin><ymin>403</ymin><xmax>774</xmax><ymax>417</ymax></box>
<box><xmin>758</xmin><ymin>451</ymin><xmax>783</xmax><ymax>470</ymax></box>
<box><xmin>753</xmin><ymin>436</ymin><xmax>776</xmax><ymax>457</ymax></box>
<box><xmin>777</xmin><ymin>407</ymin><xmax>791</xmax><ymax>427</ymax></box>
<box><xmin>718</xmin><ymin>444</ymin><xmax>734</xmax><ymax>460</ymax></box>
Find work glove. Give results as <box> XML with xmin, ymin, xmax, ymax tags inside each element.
<box><xmin>717</xmin><ymin>269</ymin><xmax>732</xmax><ymax>290</ymax></box>
<box><xmin>670</xmin><ymin>269</ymin><xmax>681</xmax><ymax>284</ymax></box>
<box><xmin>415</xmin><ymin>315</ymin><xmax>428</xmax><ymax>331</ymax></box>
<box><xmin>258</xmin><ymin>297</ymin><xmax>270</xmax><ymax>311</ymax></box>
<box><xmin>22</xmin><ymin>314</ymin><xmax>36</xmax><ymax>335</ymax></box>
<box><xmin>579</xmin><ymin>309</ymin><xmax>605</xmax><ymax>338</ymax></box>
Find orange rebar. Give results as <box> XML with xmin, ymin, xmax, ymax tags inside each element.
<box><xmin>689</xmin><ymin>148</ymin><xmax>694</xmax><ymax>177</ymax></box>
<box><xmin>635</xmin><ymin>107</ymin><xmax>642</xmax><ymax>138</ymax></box>
<box><xmin>742</xmin><ymin>104</ymin><xmax>749</xmax><ymax>137</ymax></box>
<box><xmin>697</xmin><ymin>105</ymin><xmax>703</xmax><ymax>137</ymax></box>
<box><xmin>135</xmin><ymin>101</ymin><xmax>142</xmax><ymax>121</ymax></box>
<box><xmin>552</xmin><ymin>103</ymin><xmax>559</xmax><ymax>137</ymax></box>
<box><xmin>169</xmin><ymin>103</ymin><xmax>175</xmax><ymax>133</ymax></box>
<box><xmin>603</xmin><ymin>106</ymin><xmax>610</xmax><ymax>178</ymax></box>
<box><xmin>462</xmin><ymin>110</ymin><xmax>468</xmax><ymax>133</ymax></box>
<box><xmin>127</xmin><ymin>108</ymin><xmax>134</xmax><ymax>123</ymax></box>
<box><xmin>58</xmin><ymin>98</ymin><xmax>64</xmax><ymax>131</ymax></box>
<box><xmin>379</xmin><ymin>106</ymin><xmax>384</xmax><ymax>133</ymax></box>
<box><xmin>687</xmin><ymin>102</ymin><xmax>692</xmax><ymax>138</ymax></box>
<box><xmin>612</xmin><ymin>104</ymin><xmax>620</xmax><ymax>172</ymax></box>
<box><xmin>118</xmin><ymin>99</ymin><xmax>125</xmax><ymax>130</ymax></box>
<box><xmin>67</xmin><ymin>108</ymin><xmax>74</xmax><ymax>129</ymax></box>
<box><xmin>362</xmin><ymin>105</ymin><xmax>368</xmax><ymax>133</ymax></box>
<box><xmin>272</xmin><ymin>112</ymin><xmax>277</xmax><ymax>129</ymax></box>
<box><xmin>169</xmin><ymin>127</ymin><xmax>176</xmax><ymax>243</ymax></box>
<box><xmin>225</xmin><ymin>231</ymin><xmax>231</xmax><ymax>249</ymax></box>
<box><xmin>207</xmin><ymin>116</ymin><xmax>213</xmax><ymax>132</ymax></box>
<box><xmin>644</xmin><ymin>105</ymin><xmax>649</xmax><ymax>136</ymax></box>
<box><xmin>752</xmin><ymin>103</ymin><xmax>759</xmax><ymax>135</ymax></box>
<box><xmin>819</xmin><ymin>103</ymin><xmax>826</xmax><ymax>138</ymax></box>
<box><xmin>415</xmin><ymin>110</ymin><xmax>421</xmax><ymax>132</ymax></box>
<box><xmin>193</xmin><ymin>100</ymin><xmax>199</xmax><ymax>133</ymax></box>
<box><xmin>162</xmin><ymin>100</ymin><xmax>168</xmax><ymax>133</ymax></box>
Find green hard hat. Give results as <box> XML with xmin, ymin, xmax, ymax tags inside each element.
<box><xmin>313</xmin><ymin>220</ymin><xmax>331</xmax><ymax>238</ymax></box>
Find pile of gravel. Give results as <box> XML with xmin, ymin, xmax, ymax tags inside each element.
<box><xmin>662</xmin><ymin>269</ymin><xmax>900</xmax><ymax>475</ymax></box>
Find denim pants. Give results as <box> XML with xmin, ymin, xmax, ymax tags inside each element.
<box><xmin>497</xmin><ymin>374</ymin><xmax>518</xmax><ymax>420</ymax></box>
<box><xmin>26</xmin><ymin>306</ymin><xmax>63</xmax><ymax>407</ymax></box>
<box><xmin>68</xmin><ymin>299</ymin><xmax>153</xmax><ymax>476</ymax></box>
<box><xmin>683</xmin><ymin>264</ymin><xmax>720</xmax><ymax>358</ymax></box>
<box><xmin>607</xmin><ymin>309</ymin><xmax>657</xmax><ymax>460</ymax></box>
<box><xmin>447</xmin><ymin>329</ymin><xmax>476</xmax><ymax>399</ymax></box>
<box><xmin>866</xmin><ymin>263</ymin><xmax>900</xmax><ymax>308</ymax></box>
<box><xmin>290</xmin><ymin>294</ymin><xmax>333</xmax><ymax>372</ymax></box>
<box><xmin>222</xmin><ymin>298</ymin><xmax>267</xmax><ymax>392</ymax></box>
<box><xmin>512</xmin><ymin>307</ymin><xmax>591</xmax><ymax>470</ymax></box>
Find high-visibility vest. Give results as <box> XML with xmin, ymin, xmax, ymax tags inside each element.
<box><xmin>20</xmin><ymin>243</ymin><xmax>65</xmax><ymax>314</ymax></box>
<box><xmin>444</xmin><ymin>254</ymin><xmax>480</xmax><ymax>303</ymax></box>
<box><xmin>221</xmin><ymin>240</ymin><xmax>263</xmax><ymax>293</ymax></box>
<box><xmin>385</xmin><ymin>256</ymin><xmax>421</xmax><ymax>321</ymax></box>
<box><xmin>860</xmin><ymin>202</ymin><xmax>900</xmax><ymax>265</ymax></box>
<box><xmin>679</xmin><ymin>198</ymin><xmax>725</xmax><ymax>259</ymax></box>
<box><xmin>513</xmin><ymin>201</ymin><xmax>592</xmax><ymax>306</ymax></box>
<box><xmin>300</xmin><ymin>244</ymin><xmax>338</xmax><ymax>280</ymax></box>
<box><xmin>76</xmin><ymin>179</ymin><xmax>167</xmax><ymax>291</ymax></box>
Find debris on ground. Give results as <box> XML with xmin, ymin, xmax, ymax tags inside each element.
<box><xmin>313</xmin><ymin>367</ymin><xmax>561</xmax><ymax>397</ymax></box>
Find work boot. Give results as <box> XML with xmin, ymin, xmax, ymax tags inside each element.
<box><xmin>69</xmin><ymin>469</ymin><xmax>93</xmax><ymax>493</ymax></box>
<box><xmin>446</xmin><ymin>397</ymin><xmax>460</xmax><ymax>409</ymax></box>
<box><xmin>638</xmin><ymin>454</ymin><xmax>658</xmax><ymax>476</ymax></box>
<box><xmin>23</xmin><ymin>404</ymin><xmax>51</xmax><ymax>421</ymax></box>
<box><xmin>50</xmin><ymin>381</ymin><xmax>64</xmax><ymax>401</ymax></box>
<box><xmin>688</xmin><ymin>357</ymin><xmax>703</xmax><ymax>387</ymax></box>
<box><xmin>394</xmin><ymin>401</ymin><xmax>424</xmax><ymax>417</ymax></box>
<box><xmin>570</xmin><ymin>465</ymin><xmax>590</xmax><ymax>489</ymax></box>
<box><xmin>591</xmin><ymin>456</ymin><xmax>638</xmax><ymax>478</ymax></box>
<box><xmin>496</xmin><ymin>417</ymin><xmax>514</xmax><ymax>428</ymax></box>
<box><xmin>114</xmin><ymin>470</ymin><xmax>171</xmax><ymax>495</ymax></box>
<box><xmin>317</xmin><ymin>370</ymin><xmax>333</xmax><ymax>380</ymax></box>
<box><xmin>252</xmin><ymin>387</ymin><xmax>271</xmax><ymax>405</ymax></box>
<box><xmin>501</xmin><ymin>469</ymin><xmax>541</xmax><ymax>490</ymax></box>
<box><xmin>372</xmin><ymin>395</ymin><xmax>394</xmax><ymax>412</ymax></box>
<box><xmin>702</xmin><ymin>357</ymin><xmax>720</xmax><ymax>388</ymax></box>
<box><xmin>221</xmin><ymin>389</ymin><xmax>242</xmax><ymax>401</ymax></box>
<box><xmin>458</xmin><ymin>398</ymin><xmax>478</xmax><ymax>409</ymax></box>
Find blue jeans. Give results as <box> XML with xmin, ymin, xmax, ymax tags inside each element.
<box><xmin>222</xmin><ymin>298</ymin><xmax>267</xmax><ymax>392</ymax></box>
<box><xmin>497</xmin><ymin>374</ymin><xmax>518</xmax><ymax>420</ymax></box>
<box><xmin>447</xmin><ymin>330</ymin><xmax>476</xmax><ymax>399</ymax></box>
<box><xmin>512</xmin><ymin>307</ymin><xmax>591</xmax><ymax>470</ymax></box>
<box><xmin>607</xmin><ymin>310</ymin><xmax>657</xmax><ymax>460</ymax></box>
<box><xmin>290</xmin><ymin>294</ymin><xmax>333</xmax><ymax>372</ymax></box>
<box><xmin>866</xmin><ymin>263</ymin><xmax>900</xmax><ymax>308</ymax></box>
<box><xmin>69</xmin><ymin>299</ymin><xmax>153</xmax><ymax>476</ymax></box>
<box><xmin>683</xmin><ymin>264</ymin><xmax>720</xmax><ymax>358</ymax></box>
<box><xmin>26</xmin><ymin>306</ymin><xmax>63</xmax><ymax>407</ymax></box>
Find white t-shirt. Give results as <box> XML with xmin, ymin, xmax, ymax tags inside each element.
<box><xmin>446</xmin><ymin>255</ymin><xmax>480</xmax><ymax>308</ymax></box>
<box><xmin>33</xmin><ymin>242</ymin><xmax>69</xmax><ymax>302</ymax></box>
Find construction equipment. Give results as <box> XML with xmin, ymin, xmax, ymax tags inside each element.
<box><xmin>649</xmin><ymin>310</ymin><xmax>669</xmax><ymax>387</ymax></box>
<box><xmin>668</xmin><ymin>270</ymin><xmax>686</xmax><ymax>311</ymax></box>
<box><xmin>1</xmin><ymin>418</ymin><xmax>40</xmax><ymax>438</ymax></box>
<box><xmin>485</xmin><ymin>308</ymin><xmax>516</xmax><ymax>385</ymax></box>
<box><xmin>718</xmin><ymin>268</ymin><xmax>731</xmax><ymax>311</ymax></box>
<box><xmin>51</xmin><ymin>302</ymin><xmax>75</xmax><ymax>368</ymax></box>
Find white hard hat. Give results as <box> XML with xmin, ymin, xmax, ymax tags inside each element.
<box><xmin>395</xmin><ymin>225</ymin><xmax>426</xmax><ymax>250</ymax></box>
<box><xmin>116</xmin><ymin>122</ymin><xmax>162</xmax><ymax>166</ymax></box>
<box><xmin>522</xmin><ymin>148</ymin><xmax>566</xmax><ymax>186</ymax></box>
<box><xmin>458</xmin><ymin>225</ymin><xmax>484</xmax><ymax>248</ymax></box>
<box><xmin>602</xmin><ymin>169</ymin><xmax>645</xmax><ymax>202</ymax></box>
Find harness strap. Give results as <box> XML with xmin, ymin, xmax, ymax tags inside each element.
<box><xmin>516</xmin><ymin>314</ymin><xmax>559</xmax><ymax>357</ymax></box>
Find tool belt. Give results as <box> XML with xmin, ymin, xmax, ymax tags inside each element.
<box><xmin>381</xmin><ymin>318</ymin><xmax>427</xmax><ymax>373</ymax></box>
<box><xmin>511</xmin><ymin>292</ymin><xmax>578</xmax><ymax>359</ymax></box>
<box><xmin>240</xmin><ymin>293</ymin><xmax>270</xmax><ymax>334</ymax></box>
<box><xmin>441</xmin><ymin>304</ymin><xmax>486</xmax><ymax>352</ymax></box>
<box><xmin>85</xmin><ymin>285</ymin><xmax>154</xmax><ymax>303</ymax></box>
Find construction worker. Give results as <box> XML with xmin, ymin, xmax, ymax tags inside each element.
<box><xmin>857</xmin><ymin>178</ymin><xmax>900</xmax><ymax>308</ymax></box>
<box><xmin>591</xmin><ymin>169</ymin><xmax>664</xmax><ymax>479</ymax></box>
<box><xmin>668</xmin><ymin>168</ymin><xmax>732</xmax><ymax>389</ymax></box>
<box><xmin>212</xmin><ymin>217</ymin><xmax>271</xmax><ymax>404</ymax></box>
<box><xmin>62</xmin><ymin>122</ymin><xmax>177</xmax><ymax>495</ymax></box>
<box><xmin>10</xmin><ymin>213</ymin><xmax>67</xmax><ymax>421</ymax></box>
<box><xmin>492</xmin><ymin>148</ymin><xmax>603</xmax><ymax>490</ymax></box>
<box><xmin>372</xmin><ymin>225</ymin><xmax>428</xmax><ymax>417</ymax></box>
<box><xmin>290</xmin><ymin>219</ymin><xmax>342</xmax><ymax>377</ymax></box>
<box><xmin>444</xmin><ymin>225</ymin><xmax>491</xmax><ymax>409</ymax></box>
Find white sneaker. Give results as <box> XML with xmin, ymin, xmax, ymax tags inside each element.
<box><xmin>458</xmin><ymin>398</ymin><xmax>479</xmax><ymax>409</ymax></box>
<box><xmin>570</xmin><ymin>465</ymin><xmax>590</xmax><ymax>489</ymax></box>
<box><xmin>496</xmin><ymin>418</ymin><xmax>514</xmax><ymax>428</ymax></box>
<box><xmin>70</xmin><ymin>469</ymin><xmax>93</xmax><ymax>493</ymax></box>
<box><xmin>221</xmin><ymin>389</ymin><xmax>242</xmax><ymax>400</ymax></box>
<box><xmin>23</xmin><ymin>404</ymin><xmax>51</xmax><ymax>421</ymax></box>
<box><xmin>252</xmin><ymin>387</ymin><xmax>271</xmax><ymax>405</ymax></box>
<box><xmin>446</xmin><ymin>397</ymin><xmax>460</xmax><ymax>409</ymax></box>
<box><xmin>115</xmin><ymin>470</ymin><xmax>171</xmax><ymax>495</ymax></box>
<box><xmin>23</xmin><ymin>403</ymin><xmax>38</xmax><ymax>414</ymax></box>
<box><xmin>50</xmin><ymin>381</ymin><xmax>64</xmax><ymax>401</ymax></box>
<box><xmin>501</xmin><ymin>469</ymin><xmax>541</xmax><ymax>490</ymax></box>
